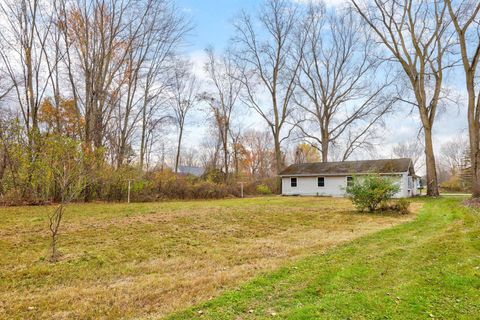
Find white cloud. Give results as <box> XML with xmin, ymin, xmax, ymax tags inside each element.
<box><xmin>292</xmin><ymin>0</ymin><xmax>350</xmax><ymax>8</ymax></box>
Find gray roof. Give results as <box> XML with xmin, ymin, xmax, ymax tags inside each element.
<box><xmin>279</xmin><ymin>158</ymin><xmax>414</xmax><ymax>176</ymax></box>
<box><xmin>177</xmin><ymin>166</ymin><xmax>205</xmax><ymax>177</ymax></box>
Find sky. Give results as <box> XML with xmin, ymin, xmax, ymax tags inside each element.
<box><xmin>177</xmin><ymin>0</ymin><xmax>258</xmax><ymax>51</ymax></box>
<box><xmin>174</xmin><ymin>0</ymin><xmax>468</xmax><ymax>174</ymax></box>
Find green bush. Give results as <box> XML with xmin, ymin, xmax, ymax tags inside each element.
<box><xmin>346</xmin><ymin>175</ymin><xmax>400</xmax><ymax>212</ymax></box>
<box><xmin>256</xmin><ymin>184</ymin><xmax>272</xmax><ymax>195</ymax></box>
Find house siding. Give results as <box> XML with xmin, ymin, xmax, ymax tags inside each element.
<box><xmin>282</xmin><ymin>176</ymin><xmax>347</xmax><ymax>197</ymax></box>
<box><xmin>282</xmin><ymin>174</ymin><xmax>411</xmax><ymax>198</ymax></box>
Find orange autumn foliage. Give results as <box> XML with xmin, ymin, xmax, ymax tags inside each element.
<box><xmin>39</xmin><ymin>97</ymin><xmax>84</xmax><ymax>138</ymax></box>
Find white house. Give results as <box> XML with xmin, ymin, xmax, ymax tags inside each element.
<box><xmin>279</xmin><ymin>158</ymin><xmax>420</xmax><ymax>198</ymax></box>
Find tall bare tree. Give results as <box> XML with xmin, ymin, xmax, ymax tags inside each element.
<box><xmin>233</xmin><ymin>0</ymin><xmax>304</xmax><ymax>177</ymax></box>
<box><xmin>440</xmin><ymin>135</ymin><xmax>469</xmax><ymax>176</ymax></box>
<box><xmin>0</xmin><ymin>0</ymin><xmax>61</xmax><ymax>199</ymax></box>
<box><xmin>352</xmin><ymin>0</ymin><xmax>453</xmax><ymax>196</ymax></box>
<box><xmin>445</xmin><ymin>0</ymin><xmax>480</xmax><ymax>197</ymax></box>
<box><xmin>201</xmin><ymin>47</ymin><xmax>243</xmax><ymax>180</ymax></box>
<box><xmin>198</xmin><ymin>128</ymin><xmax>222</xmax><ymax>170</ymax></box>
<box><xmin>136</xmin><ymin>1</ymin><xmax>190</xmax><ymax>170</ymax></box>
<box><xmin>169</xmin><ymin>60</ymin><xmax>197</xmax><ymax>173</ymax></box>
<box><xmin>58</xmin><ymin>0</ymin><xmax>149</xmax><ymax>149</ymax></box>
<box><xmin>392</xmin><ymin>140</ymin><xmax>424</xmax><ymax>171</ymax></box>
<box><xmin>0</xmin><ymin>0</ymin><xmax>55</xmax><ymax>143</ymax></box>
<box><xmin>110</xmin><ymin>0</ymin><xmax>188</xmax><ymax>168</ymax></box>
<box><xmin>295</xmin><ymin>4</ymin><xmax>394</xmax><ymax>162</ymax></box>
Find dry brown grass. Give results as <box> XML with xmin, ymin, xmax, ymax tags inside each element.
<box><xmin>0</xmin><ymin>197</ymin><xmax>419</xmax><ymax>319</ymax></box>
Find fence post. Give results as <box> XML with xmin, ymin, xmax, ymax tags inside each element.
<box><xmin>127</xmin><ymin>180</ymin><xmax>131</xmax><ymax>203</ymax></box>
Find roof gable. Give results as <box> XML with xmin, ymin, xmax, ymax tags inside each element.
<box><xmin>279</xmin><ymin>158</ymin><xmax>414</xmax><ymax>176</ymax></box>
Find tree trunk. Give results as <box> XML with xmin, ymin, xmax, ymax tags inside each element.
<box><xmin>321</xmin><ymin>129</ymin><xmax>329</xmax><ymax>162</ymax></box>
<box><xmin>223</xmin><ymin>139</ymin><xmax>229</xmax><ymax>182</ymax></box>
<box><xmin>175</xmin><ymin>125</ymin><xmax>184</xmax><ymax>173</ymax></box>
<box><xmin>117</xmin><ymin>143</ymin><xmax>125</xmax><ymax>169</ymax></box>
<box><xmin>273</xmin><ymin>131</ymin><xmax>283</xmax><ymax>193</ymax></box>
<box><xmin>424</xmin><ymin>127</ymin><xmax>440</xmax><ymax>196</ymax></box>
<box><xmin>470</xmin><ymin>141</ymin><xmax>480</xmax><ymax>197</ymax></box>
<box><xmin>273</xmin><ymin>134</ymin><xmax>283</xmax><ymax>173</ymax></box>
<box><xmin>0</xmin><ymin>151</ymin><xmax>6</xmax><ymax>194</ymax></box>
<box><xmin>93</xmin><ymin>108</ymin><xmax>103</xmax><ymax>149</ymax></box>
<box><xmin>467</xmin><ymin>78</ymin><xmax>480</xmax><ymax>197</ymax></box>
<box><xmin>139</xmin><ymin>106</ymin><xmax>147</xmax><ymax>170</ymax></box>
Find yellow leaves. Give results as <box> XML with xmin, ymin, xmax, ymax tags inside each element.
<box><xmin>294</xmin><ymin>143</ymin><xmax>320</xmax><ymax>163</ymax></box>
<box><xmin>38</xmin><ymin>98</ymin><xmax>56</xmax><ymax>124</ymax></box>
<box><xmin>64</xmin><ymin>4</ymin><xmax>130</xmax><ymax>65</ymax></box>
<box><xmin>39</xmin><ymin>97</ymin><xmax>84</xmax><ymax>137</ymax></box>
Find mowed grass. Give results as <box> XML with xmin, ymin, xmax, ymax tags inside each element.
<box><xmin>0</xmin><ymin>197</ymin><xmax>416</xmax><ymax>319</ymax></box>
<box><xmin>167</xmin><ymin>197</ymin><xmax>480</xmax><ymax>320</ymax></box>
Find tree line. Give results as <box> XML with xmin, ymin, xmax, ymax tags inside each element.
<box><xmin>0</xmin><ymin>0</ymin><xmax>478</xmax><ymax>204</ymax></box>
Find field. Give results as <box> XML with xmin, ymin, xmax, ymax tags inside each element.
<box><xmin>168</xmin><ymin>197</ymin><xmax>480</xmax><ymax>320</ymax></box>
<box><xmin>0</xmin><ymin>197</ymin><xmax>417</xmax><ymax>319</ymax></box>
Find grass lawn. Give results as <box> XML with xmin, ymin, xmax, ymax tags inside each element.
<box><xmin>0</xmin><ymin>197</ymin><xmax>415</xmax><ymax>319</ymax></box>
<box><xmin>168</xmin><ymin>197</ymin><xmax>480</xmax><ymax>320</ymax></box>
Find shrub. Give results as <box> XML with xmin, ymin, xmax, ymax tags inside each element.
<box><xmin>440</xmin><ymin>175</ymin><xmax>464</xmax><ymax>192</ymax></box>
<box><xmin>256</xmin><ymin>184</ymin><xmax>272</xmax><ymax>195</ymax></box>
<box><xmin>346</xmin><ymin>174</ymin><xmax>400</xmax><ymax>212</ymax></box>
<box><xmin>392</xmin><ymin>198</ymin><xmax>410</xmax><ymax>214</ymax></box>
<box><xmin>243</xmin><ymin>178</ymin><xmax>279</xmax><ymax>195</ymax></box>
<box><xmin>201</xmin><ymin>168</ymin><xmax>225</xmax><ymax>184</ymax></box>
<box><xmin>380</xmin><ymin>198</ymin><xmax>411</xmax><ymax>214</ymax></box>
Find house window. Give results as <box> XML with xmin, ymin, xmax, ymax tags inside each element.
<box><xmin>346</xmin><ymin>176</ymin><xmax>354</xmax><ymax>187</ymax></box>
<box><xmin>318</xmin><ymin>177</ymin><xmax>325</xmax><ymax>187</ymax></box>
<box><xmin>291</xmin><ymin>177</ymin><xmax>297</xmax><ymax>187</ymax></box>
<box><xmin>408</xmin><ymin>176</ymin><xmax>413</xmax><ymax>189</ymax></box>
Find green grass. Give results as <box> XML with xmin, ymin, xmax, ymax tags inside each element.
<box><xmin>167</xmin><ymin>197</ymin><xmax>480</xmax><ymax>320</ymax></box>
<box><xmin>1</xmin><ymin>197</ymin><xmax>477</xmax><ymax>319</ymax></box>
<box><xmin>1</xmin><ymin>196</ymin><xmax>414</xmax><ymax>319</ymax></box>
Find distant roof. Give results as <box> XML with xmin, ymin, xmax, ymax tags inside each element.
<box><xmin>279</xmin><ymin>158</ymin><xmax>414</xmax><ymax>176</ymax></box>
<box><xmin>177</xmin><ymin>166</ymin><xmax>205</xmax><ymax>177</ymax></box>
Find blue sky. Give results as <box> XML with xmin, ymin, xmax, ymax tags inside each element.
<box><xmin>177</xmin><ymin>0</ymin><xmax>259</xmax><ymax>51</ymax></box>
<box><xmin>172</xmin><ymin>0</ymin><xmax>468</xmax><ymax>174</ymax></box>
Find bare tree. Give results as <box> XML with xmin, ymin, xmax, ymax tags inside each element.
<box><xmin>169</xmin><ymin>60</ymin><xmax>198</xmax><ymax>173</ymax></box>
<box><xmin>181</xmin><ymin>148</ymin><xmax>199</xmax><ymax>167</ymax></box>
<box><xmin>110</xmin><ymin>0</ymin><xmax>188</xmax><ymax>168</ymax></box>
<box><xmin>229</xmin><ymin>124</ymin><xmax>243</xmax><ymax>178</ymax></box>
<box><xmin>44</xmin><ymin>136</ymin><xmax>89</xmax><ymax>262</ymax></box>
<box><xmin>198</xmin><ymin>127</ymin><xmax>222</xmax><ymax>170</ymax></box>
<box><xmin>0</xmin><ymin>0</ymin><xmax>61</xmax><ymax>200</ymax></box>
<box><xmin>135</xmin><ymin>1</ymin><xmax>190</xmax><ymax>170</ymax></box>
<box><xmin>200</xmin><ymin>47</ymin><xmax>243</xmax><ymax>180</ymax></box>
<box><xmin>392</xmin><ymin>140</ymin><xmax>424</xmax><ymax>171</ymax></box>
<box><xmin>233</xmin><ymin>0</ymin><xmax>304</xmax><ymax>177</ymax></box>
<box><xmin>440</xmin><ymin>135</ymin><xmax>469</xmax><ymax>175</ymax></box>
<box><xmin>445</xmin><ymin>0</ymin><xmax>480</xmax><ymax>197</ymax></box>
<box><xmin>0</xmin><ymin>0</ymin><xmax>55</xmax><ymax>143</ymax></box>
<box><xmin>58</xmin><ymin>0</ymin><xmax>149</xmax><ymax>149</ymax></box>
<box><xmin>352</xmin><ymin>0</ymin><xmax>453</xmax><ymax>196</ymax></box>
<box><xmin>295</xmin><ymin>4</ymin><xmax>394</xmax><ymax>163</ymax></box>
<box><xmin>239</xmin><ymin>129</ymin><xmax>274</xmax><ymax>179</ymax></box>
